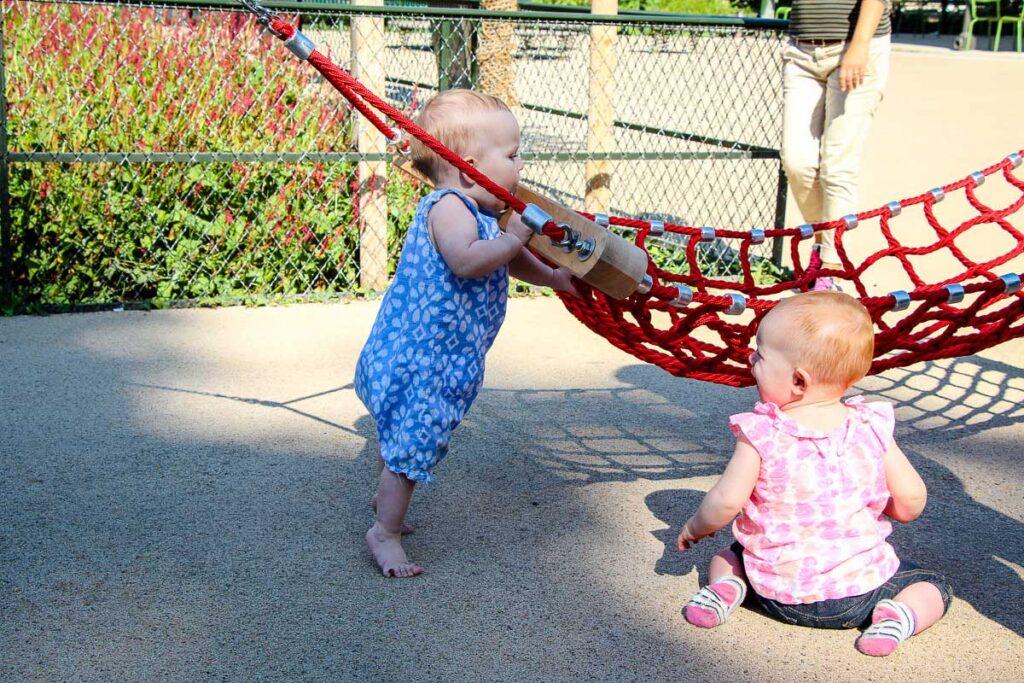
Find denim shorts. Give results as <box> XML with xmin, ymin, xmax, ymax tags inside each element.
<box><xmin>729</xmin><ymin>541</ymin><xmax>953</xmax><ymax>630</ymax></box>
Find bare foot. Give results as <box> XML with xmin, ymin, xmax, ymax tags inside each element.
<box><xmin>366</xmin><ymin>524</ymin><xmax>423</xmax><ymax>578</ymax></box>
<box><xmin>371</xmin><ymin>495</ymin><xmax>414</xmax><ymax>535</ymax></box>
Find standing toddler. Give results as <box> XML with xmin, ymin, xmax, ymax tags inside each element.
<box><xmin>355</xmin><ymin>89</ymin><xmax>577</xmax><ymax>578</ymax></box>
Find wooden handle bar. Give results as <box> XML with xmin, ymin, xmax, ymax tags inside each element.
<box><xmin>392</xmin><ymin>156</ymin><xmax>649</xmax><ymax>300</ymax></box>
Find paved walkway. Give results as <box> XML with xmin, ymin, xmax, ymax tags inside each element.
<box><xmin>2</xmin><ymin>40</ymin><xmax>1023</xmax><ymax>683</ymax></box>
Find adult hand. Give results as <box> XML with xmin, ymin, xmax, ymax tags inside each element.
<box><xmin>839</xmin><ymin>43</ymin><xmax>870</xmax><ymax>92</ymax></box>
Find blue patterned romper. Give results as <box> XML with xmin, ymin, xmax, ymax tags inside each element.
<box><xmin>354</xmin><ymin>189</ymin><xmax>509</xmax><ymax>483</ymax></box>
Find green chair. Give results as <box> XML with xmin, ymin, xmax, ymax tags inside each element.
<box><xmin>966</xmin><ymin>0</ymin><xmax>1003</xmax><ymax>49</ymax></box>
<box><xmin>993</xmin><ymin>3</ymin><xmax>1024</xmax><ymax>51</ymax></box>
<box><xmin>775</xmin><ymin>6</ymin><xmax>791</xmax><ymax>20</ymax></box>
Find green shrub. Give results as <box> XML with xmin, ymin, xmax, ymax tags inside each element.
<box><xmin>3</xmin><ymin>3</ymin><xmax>422</xmax><ymax>311</ymax></box>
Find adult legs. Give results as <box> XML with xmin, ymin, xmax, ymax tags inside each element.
<box><xmin>818</xmin><ymin>36</ymin><xmax>891</xmax><ymax>268</ymax></box>
<box><xmin>781</xmin><ymin>41</ymin><xmax>828</xmax><ymax>231</ymax></box>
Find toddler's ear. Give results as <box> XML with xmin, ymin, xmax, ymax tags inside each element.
<box><xmin>792</xmin><ymin>367</ymin><xmax>810</xmax><ymax>396</ymax></box>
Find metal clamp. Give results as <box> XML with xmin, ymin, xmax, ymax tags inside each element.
<box><xmin>969</xmin><ymin>171</ymin><xmax>986</xmax><ymax>188</ymax></box>
<box><xmin>842</xmin><ymin>214</ymin><xmax>859</xmax><ymax>231</ymax></box>
<box><xmin>944</xmin><ymin>283</ymin><xmax>965</xmax><ymax>304</ymax></box>
<box><xmin>890</xmin><ymin>290</ymin><xmax>911</xmax><ymax>312</ymax></box>
<box><xmin>929</xmin><ymin>187</ymin><xmax>945</xmax><ymax>203</ymax></box>
<box><xmin>749</xmin><ymin>228</ymin><xmax>765</xmax><ymax>245</ymax></box>
<box><xmin>648</xmin><ymin>220</ymin><xmax>665</xmax><ymax>236</ymax></box>
<box><xmin>1001</xmin><ymin>273</ymin><xmax>1022</xmax><ymax>295</ymax></box>
<box><xmin>520</xmin><ymin>204</ymin><xmax>552</xmax><ymax>235</ymax></box>
<box><xmin>669</xmin><ymin>285</ymin><xmax>694</xmax><ymax>308</ymax></box>
<box><xmin>700</xmin><ymin>226</ymin><xmax>716</xmax><ymax>242</ymax></box>
<box><xmin>593</xmin><ymin>213</ymin><xmax>609</xmax><ymax>227</ymax></box>
<box><xmin>886</xmin><ymin>201</ymin><xmax>902</xmax><ymax>217</ymax></box>
<box><xmin>798</xmin><ymin>224</ymin><xmax>814</xmax><ymax>240</ymax></box>
<box><xmin>725</xmin><ymin>293</ymin><xmax>747</xmax><ymax>315</ymax></box>
<box><xmin>284</xmin><ymin>30</ymin><xmax>316</xmax><ymax>60</ymax></box>
<box><xmin>635</xmin><ymin>274</ymin><xmax>654</xmax><ymax>295</ymax></box>
<box><xmin>1008</xmin><ymin>152</ymin><xmax>1023</xmax><ymax>169</ymax></box>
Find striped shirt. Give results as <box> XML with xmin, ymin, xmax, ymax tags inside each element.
<box><xmin>789</xmin><ymin>0</ymin><xmax>891</xmax><ymax>41</ymax></box>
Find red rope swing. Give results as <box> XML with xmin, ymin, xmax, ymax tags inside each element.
<box><xmin>242</xmin><ymin>2</ymin><xmax>1024</xmax><ymax>387</ymax></box>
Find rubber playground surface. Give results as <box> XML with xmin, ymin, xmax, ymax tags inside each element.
<box><xmin>2</xmin><ymin>46</ymin><xmax>1023</xmax><ymax>681</ymax></box>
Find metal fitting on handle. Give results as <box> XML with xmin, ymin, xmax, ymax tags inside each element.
<box><xmin>593</xmin><ymin>213</ymin><xmax>609</xmax><ymax>227</ymax></box>
<box><xmin>284</xmin><ymin>30</ymin><xmax>315</xmax><ymax>60</ymax></box>
<box><xmin>700</xmin><ymin>226</ymin><xmax>716</xmax><ymax>242</ymax></box>
<box><xmin>798</xmin><ymin>224</ymin><xmax>814</xmax><ymax>240</ymax></box>
<box><xmin>842</xmin><ymin>214</ymin><xmax>858</xmax><ymax>231</ymax></box>
<box><xmin>1008</xmin><ymin>152</ymin><xmax>1022</xmax><ymax>169</ymax></box>
<box><xmin>749</xmin><ymin>228</ymin><xmax>765</xmax><ymax>245</ymax></box>
<box><xmin>929</xmin><ymin>187</ymin><xmax>945</xmax><ymax>203</ymax></box>
<box><xmin>576</xmin><ymin>239</ymin><xmax>596</xmax><ymax>261</ymax></box>
<box><xmin>669</xmin><ymin>285</ymin><xmax>693</xmax><ymax>308</ymax></box>
<box><xmin>1001</xmin><ymin>273</ymin><xmax>1022</xmax><ymax>295</ymax></box>
<box><xmin>890</xmin><ymin>290</ymin><xmax>911</xmax><ymax>312</ymax></box>
<box><xmin>648</xmin><ymin>220</ymin><xmax>665</xmax><ymax>236</ymax></box>
<box><xmin>725</xmin><ymin>293</ymin><xmax>747</xmax><ymax>315</ymax></box>
<box><xmin>520</xmin><ymin>204</ymin><xmax>552</xmax><ymax>235</ymax></box>
<box><xmin>944</xmin><ymin>283</ymin><xmax>965</xmax><ymax>304</ymax></box>
<box><xmin>548</xmin><ymin>224</ymin><xmax>576</xmax><ymax>252</ymax></box>
<box><xmin>970</xmin><ymin>171</ymin><xmax>985</xmax><ymax>187</ymax></box>
<box><xmin>635</xmin><ymin>274</ymin><xmax>654</xmax><ymax>295</ymax></box>
<box><xmin>886</xmin><ymin>201</ymin><xmax>902</xmax><ymax>217</ymax></box>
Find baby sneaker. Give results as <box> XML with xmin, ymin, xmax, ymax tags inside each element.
<box><xmin>684</xmin><ymin>576</ymin><xmax>747</xmax><ymax>628</ymax></box>
<box><xmin>807</xmin><ymin>244</ymin><xmax>844</xmax><ymax>291</ymax></box>
<box><xmin>855</xmin><ymin>599</ymin><xmax>917</xmax><ymax>657</ymax></box>
<box><xmin>811</xmin><ymin>276</ymin><xmax>844</xmax><ymax>292</ymax></box>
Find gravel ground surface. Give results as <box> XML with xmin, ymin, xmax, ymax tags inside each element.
<box><xmin>2</xmin><ymin>40</ymin><xmax>1022</xmax><ymax>683</ymax></box>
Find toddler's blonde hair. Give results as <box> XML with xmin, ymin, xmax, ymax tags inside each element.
<box><xmin>771</xmin><ymin>291</ymin><xmax>875</xmax><ymax>388</ymax></box>
<box><xmin>409</xmin><ymin>89</ymin><xmax>512</xmax><ymax>182</ymax></box>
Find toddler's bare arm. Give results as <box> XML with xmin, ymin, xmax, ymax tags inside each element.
<box><xmin>430</xmin><ymin>195</ymin><xmax>532</xmax><ymax>279</ymax></box>
<box><xmin>882</xmin><ymin>441</ymin><xmax>927</xmax><ymax>522</ymax></box>
<box><xmin>677</xmin><ymin>436</ymin><xmax>760</xmax><ymax>550</ymax></box>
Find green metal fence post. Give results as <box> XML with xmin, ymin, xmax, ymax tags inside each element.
<box><xmin>772</xmin><ymin>165</ymin><xmax>789</xmax><ymax>267</ymax></box>
<box><xmin>0</xmin><ymin>13</ymin><xmax>11</xmax><ymax>303</ymax></box>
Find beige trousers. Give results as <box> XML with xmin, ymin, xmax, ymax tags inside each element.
<box><xmin>781</xmin><ymin>36</ymin><xmax>891</xmax><ymax>264</ymax></box>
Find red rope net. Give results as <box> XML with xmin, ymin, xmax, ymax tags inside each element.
<box><xmin>254</xmin><ymin>10</ymin><xmax>1024</xmax><ymax>387</ymax></box>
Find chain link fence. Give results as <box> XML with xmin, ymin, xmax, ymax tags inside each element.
<box><xmin>0</xmin><ymin>0</ymin><xmax>787</xmax><ymax>310</ymax></box>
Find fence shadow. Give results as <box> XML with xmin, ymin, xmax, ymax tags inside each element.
<box><xmin>139</xmin><ymin>354</ymin><xmax>1022</xmax><ymax>636</ymax></box>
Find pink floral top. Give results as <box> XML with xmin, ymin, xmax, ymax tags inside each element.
<box><xmin>730</xmin><ymin>397</ymin><xmax>899</xmax><ymax>604</ymax></box>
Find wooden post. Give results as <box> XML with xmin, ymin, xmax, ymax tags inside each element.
<box><xmin>586</xmin><ymin>0</ymin><xmax>617</xmax><ymax>215</ymax></box>
<box><xmin>478</xmin><ymin>0</ymin><xmax>519</xmax><ymax>106</ymax></box>
<box><xmin>353</xmin><ymin>1</ymin><xmax>389</xmax><ymax>291</ymax></box>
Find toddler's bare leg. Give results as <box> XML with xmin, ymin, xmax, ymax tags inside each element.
<box><xmin>366</xmin><ymin>466</ymin><xmax>422</xmax><ymax>578</ymax></box>
<box><xmin>892</xmin><ymin>582</ymin><xmax>945</xmax><ymax>633</ymax></box>
<box><xmin>708</xmin><ymin>548</ymin><xmax>746</xmax><ymax>583</ymax></box>
<box><xmin>371</xmin><ymin>455</ymin><xmax>414</xmax><ymax>534</ymax></box>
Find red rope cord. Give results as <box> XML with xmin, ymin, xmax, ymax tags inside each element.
<box><xmin>244</xmin><ymin>9</ymin><xmax>1024</xmax><ymax>387</ymax></box>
